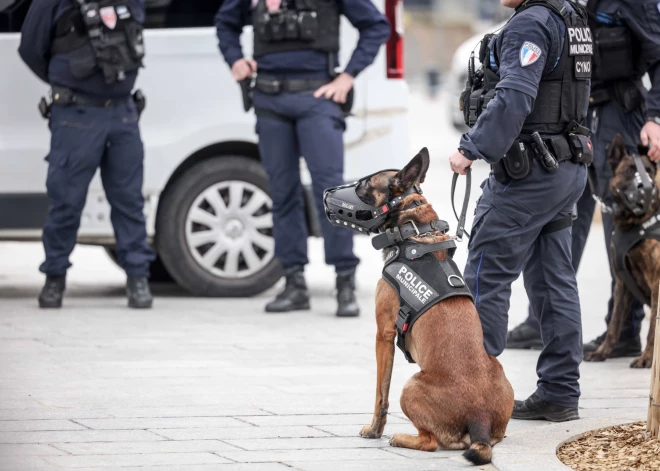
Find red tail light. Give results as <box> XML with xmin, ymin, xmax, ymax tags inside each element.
<box><xmin>385</xmin><ymin>0</ymin><xmax>404</xmax><ymax>79</ymax></box>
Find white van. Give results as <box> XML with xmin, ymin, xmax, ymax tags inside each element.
<box><xmin>0</xmin><ymin>0</ymin><xmax>409</xmax><ymax>296</ymax></box>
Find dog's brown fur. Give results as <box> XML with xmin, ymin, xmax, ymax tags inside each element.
<box><xmin>584</xmin><ymin>135</ymin><xmax>660</xmax><ymax>368</ymax></box>
<box><xmin>357</xmin><ymin>149</ymin><xmax>514</xmax><ymax>465</ymax></box>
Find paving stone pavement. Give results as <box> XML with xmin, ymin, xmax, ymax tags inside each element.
<box><xmin>0</xmin><ymin>91</ymin><xmax>654</xmax><ymax>470</ymax></box>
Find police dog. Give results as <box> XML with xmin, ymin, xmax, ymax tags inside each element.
<box><xmin>584</xmin><ymin>135</ymin><xmax>659</xmax><ymax>368</ymax></box>
<box><xmin>357</xmin><ymin>149</ymin><xmax>514</xmax><ymax>465</ymax></box>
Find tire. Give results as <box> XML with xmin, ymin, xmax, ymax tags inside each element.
<box><xmin>156</xmin><ymin>156</ymin><xmax>282</xmax><ymax>297</ymax></box>
<box><xmin>104</xmin><ymin>247</ymin><xmax>175</xmax><ymax>283</ymax></box>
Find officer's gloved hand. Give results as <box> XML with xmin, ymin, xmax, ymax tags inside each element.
<box><xmin>314</xmin><ymin>72</ymin><xmax>354</xmax><ymax>104</ymax></box>
<box><xmin>232</xmin><ymin>58</ymin><xmax>257</xmax><ymax>81</ymax></box>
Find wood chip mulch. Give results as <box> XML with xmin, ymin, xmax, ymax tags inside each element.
<box><xmin>557</xmin><ymin>422</ymin><xmax>660</xmax><ymax>471</ymax></box>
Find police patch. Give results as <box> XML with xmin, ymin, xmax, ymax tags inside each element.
<box><xmin>100</xmin><ymin>6</ymin><xmax>117</xmax><ymax>29</ymax></box>
<box><xmin>520</xmin><ymin>41</ymin><xmax>542</xmax><ymax>67</ymax></box>
<box><xmin>115</xmin><ymin>5</ymin><xmax>131</xmax><ymax>20</ymax></box>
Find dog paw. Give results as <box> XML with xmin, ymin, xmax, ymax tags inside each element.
<box><xmin>389</xmin><ymin>435</ymin><xmax>399</xmax><ymax>447</ymax></box>
<box><xmin>360</xmin><ymin>426</ymin><xmax>381</xmax><ymax>439</ymax></box>
<box><xmin>584</xmin><ymin>351</ymin><xmax>607</xmax><ymax>362</ymax></box>
<box><xmin>630</xmin><ymin>355</ymin><xmax>653</xmax><ymax>368</ymax></box>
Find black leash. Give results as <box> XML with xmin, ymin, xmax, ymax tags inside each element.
<box><xmin>451</xmin><ymin>167</ymin><xmax>472</xmax><ymax>240</ymax></box>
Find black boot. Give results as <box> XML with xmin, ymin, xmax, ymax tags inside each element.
<box><xmin>336</xmin><ymin>268</ymin><xmax>359</xmax><ymax>317</ymax></box>
<box><xmin>38</xmin><ymin>276</ymin><xmax>66</xmax><ymax>308</ymax></box>
<box><xmin>265</xmin><ymin>267</ymin><xmax>310</xmax><ymax>313</ymax></box>
<box><xmin>506</xmin><ymin>322</ymin><xmax>543</xmax><ymax>350</ymax></box>
<box><xmin>583</xmin><ymin>331</ymin><xmax>642</xmax><ymax>358</ymax></box>
<box><xmin>127</xmin><ymin>276</ymin><xmax>153</xmax><ymax>309</ymax></box>
<box><xmin>512</xmin><ymin>392</ymin><xmax>579</xmax><ymax>422</ymax></box>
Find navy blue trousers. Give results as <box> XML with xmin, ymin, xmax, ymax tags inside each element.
<box><xmin>523</xmin><ymin>101</ymin><xmax>647</xmax><ymax>339</ymax></box>
<box><xmin>253</xmin><ymin>90</ymin><xmax>359</xmax><ymax>272</ymax></box>
<box><xmin>40</xmin><ymin>101</ymin><xmax>155</xmax><ymax>277</ymax></box>
<box><xmin>465</xmin><ymin>159</ymin><xmax>587</xmax><ymax>408</ymax></box>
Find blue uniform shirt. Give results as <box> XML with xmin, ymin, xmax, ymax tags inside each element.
<box><xmin>215</xmin><ymin>0</ymin><xmax>390</xmax><ymax>78</ymax></box>
<box><xmin>588</xmin><ymin>0</ymin><xmax>660</xmax><ymax>119</ymax></box>
<box><xmin>18</xmin><ymin>0</ymin><xmax>144</xmax><ymax>98</ymax></box>
<box><xmin>459</xmin><ymin>2</ymin><xmax>578</xmax><ymax>164</ymax></box>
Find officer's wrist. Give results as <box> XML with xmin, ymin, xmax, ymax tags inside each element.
<box><xmin>459</xmin><ymin>147</ymin><xmax>477</xmax><ymax>161</ymax></box>
<box><xmin>647</xmin><ymin>116</ymin><xmax>660</xmax><ymax>126</ymax></box>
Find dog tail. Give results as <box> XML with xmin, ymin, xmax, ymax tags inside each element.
<box><xmin>462</xmin><ymin>420</ymin><xmax>492</xmax><ymax>465</ymax></box>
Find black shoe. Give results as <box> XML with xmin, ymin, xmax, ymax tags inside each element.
<box><xmin>265</xmin><ymin>267</ymin><xmax>310</xmax><ymax>313</ymax></box>
<box><xmin>38</xmin><ymin>276</ymin><xmax>66</xmax><ymax>308</ymax></box>
<box><xmin>127</xmin><ymin>276</ymin><xmax>153</xmax><ymax>309</ymax></box>
<box><xmin>512</xmin><ymin>392</ymin><xmax>579</xmax><ymax>422</ymax></box>
<box><xmin>506</xmin><ymin>322</ymin><xmax>543</xmax><ymax>350</ymax></box>
<box><xmin>336</xmin><ymin>268</ymin><xmax>359</xmax><ymax>318</ymax></box>
<box><xmin>583</xmin><ymin>331</ymin><xmax>642</xmax><ymax>358</ymax></box>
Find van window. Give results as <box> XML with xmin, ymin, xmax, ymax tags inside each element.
<box><xmin>145</xmin><ymin>0</ymin><xmax>224</xmax><ymax>29</ymax></box>
<box><xmin>0</xmin><ymin>0</ymin><xmax>31</xmax><ymax>33</ymax></box>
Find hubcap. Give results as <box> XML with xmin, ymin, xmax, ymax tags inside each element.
<box><xmin>185</xmin><ymin>181</ymin><xmax>275</xmax><ymax>279</ymax></box>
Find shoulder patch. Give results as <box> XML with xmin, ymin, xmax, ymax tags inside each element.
<box><xmin>520</xmin><ymin>41</ymin><xmax>542</xmax><ymax>67</ymax></box>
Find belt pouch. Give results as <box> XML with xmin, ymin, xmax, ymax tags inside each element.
<box><xmin>547</xmin><ymin>134</ymin><xmax>572</xmax><ymax>161</ymax></box>
<box><xmin>568</xmin><ymin>134</ymin><xmax>594</xmax><ymax>164</ymax></box>
<box><xmin>492</xmin><ymin>161</ymin><xmax>509</xmax><ymax>184</ymax></box>
<box><xmin>502</xmin><ymin>140</ymin><xmax>531</xmax><ymax>180</ymax></box>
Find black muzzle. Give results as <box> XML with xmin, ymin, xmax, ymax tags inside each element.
<box><xmin>615</xmin><ymin>155</ymin><xmax>657</xmax><ymax>217</ymax></box>
<box><xmin>323</xmin><ymin>170</ymin><xmax>421</xmax><ymax>234</ymax></box>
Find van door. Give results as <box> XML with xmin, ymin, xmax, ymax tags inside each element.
<box><xmin>0</xmin><ymin>0</ymin><xmax>50</xmax><ymax>232</ymax></box>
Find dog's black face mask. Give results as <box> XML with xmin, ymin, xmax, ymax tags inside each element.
<box><xmin>608</xmin><ymin>137</ymin><xmax>658</xmax><ymax>219</ymax></box>
<box><xmin>322</xmin><ymin>148</ymin><xmax>431</xmax><ymax>234</ymax></box>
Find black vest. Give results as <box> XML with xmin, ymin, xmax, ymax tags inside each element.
<box><xmin>611</xmin><ymin>213</ymin><xmax>660</xmax><ymax>306</ymax></box>
<box><xmin>464</xmin><ymin>0</ymin><xmax>592</xmax><ymax>135</ymax></box>
<box><xmin>581</xmin><ymin>0</ymin><xmax>642</xmax><ymax>83</ymax></box>
<box><xmin>382</xmin><ymin>242</ymin><xmax>473</xmax><ymax>363</ymax></box>
<box><xmin>252</xmin><ymin>0</ymin><xmax>340</xmax><ymax>58</ymax></box>
<box><xmin>52</xmin><ymin>1</ymin><xmax>145</xmax><ymax>85</ymax></box>
<box><xmin>516</xmin><ymin>0</ymin><xmax>592</xmax><ymax>135</ymax></box>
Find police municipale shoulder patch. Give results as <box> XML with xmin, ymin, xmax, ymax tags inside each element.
<box><xmin>520</xmin><ymin>41</ymin><xmax>542</xmax><ymax>67</ymax></box>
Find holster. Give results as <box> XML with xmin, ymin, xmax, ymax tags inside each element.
<box><xmin>239</xmin><ymin>78</ymin><xmax>254</xmax><ymax>112</ymax></box>
<box><xmin>132</xmin><ymin>89</ymin><xmax>146</xmax><ymax>120</ymax></box>
<box><xmin>501</xmin><ymin>140</ymin><xmax>531</xmax><ymax>181</ymax></box>
<box><xmin>38</xmin><ymin>97</ymin><xmax>51</xmax><ymax>120</ymax></box>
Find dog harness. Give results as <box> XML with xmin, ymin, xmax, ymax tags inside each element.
<box><xmin>382</xmin><ymin>238</ymin><xmax>474</xmax><ymax>363</ymax></box>
<box><xmin>611</xmin><ymin>212</ymin><xmax>660</xmax><ymax>305</ymax></box>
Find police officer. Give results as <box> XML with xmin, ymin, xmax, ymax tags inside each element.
<box><xmin>215</xmin><ymin>0</ymin><xmax>390</xmax><ymax>316</ymax></box>
<box><xmin>507</xmin><ymin>0</ymin><xmax>660</xmax><ymax>357</ymax></box>
<box><xmin>450</xmin><ymin>0</ymin><xmax>593</xmax><ymax>420</ymax></box>
<box><xmin>19</xmin><ymin>0</ymin><xmax>155</xmax><ymax>309</ymax></box>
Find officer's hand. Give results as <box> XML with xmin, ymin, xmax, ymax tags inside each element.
<box><xmin>314</xmin><ymin>72</ymin><xmax>354</xmax><ymax>104</ymax></box>
<box><xmin>449</xmin><ymin>150</ymin><xmax>473</xmax><ymax>176</ymax></box>
<box><xmin>232</xmin><ymin>58</ymin><xmax>257</xmax><ymax>81</ymax></box>
<box><xmin>641</xmin><ymin>121</ymin><xmax>660</xmax><ymax>162</ymax></box>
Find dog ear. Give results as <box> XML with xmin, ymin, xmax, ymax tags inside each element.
<box><xmin>607</xmin><ymin>134</ymin><xmax>626</xmax><ymax>172</ymax></box>
<box><xmin>393</xmin><ymin>148</ymin><xmax>430</xmax><ymax>190</ymax></box>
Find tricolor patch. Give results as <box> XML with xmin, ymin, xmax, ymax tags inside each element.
<box><xmin>100</xmin><ymin>6</ymin><xmax>117</xmax><ymax>29</ymax></box>
<box><xmin>520</xmin><ymin>41</ymin><xmax>542</xmax><ymax>67</ymax></box>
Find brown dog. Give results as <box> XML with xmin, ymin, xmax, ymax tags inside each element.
<box><xmin>356</xmin><ymin>149</ymin><xmax>514</xmax><ymax>465</ymax></box>
<box><xmin>584</xmin><ymin>135</ymin><xmax>660</xmax><ymax>368</ymax></box>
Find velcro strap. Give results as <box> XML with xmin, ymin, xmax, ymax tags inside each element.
<box><xmin>404</xmin><ymin>239</ymin><xmax>457</xmax><ymax>260</ymax></box>
<box><xmin>540</xmin><ymin>214</ymin><xmax>573</xmax><ymax>235</ymax></box>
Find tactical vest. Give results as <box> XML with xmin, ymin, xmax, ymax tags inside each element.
<box><xmin>581</xmin><ymin>0</ymin><xmax>641</xmax><ymax>83</ymax></box>
<box><xmin>382</xmin><ymin>242</ymin><xmax>473</xmax><ymax>363</ymax></box>
<box><xmin>611</xmin><ymin>213</ymin><xmax>660</xmax><ymax>306</ymax></box>
<box><xmin>466</xmin><ymin>0</ymin><xmax>592</xmax><ymax>136</ymax></box>
<box><xmin>51</xmin><ymin>0</ymin><xmax>145</xmax><ymax>85</ymax></box>
<box><xmin>252</xmin><ymin>0</ymin><xmax>340</xmax><ymax>58</ymax></box>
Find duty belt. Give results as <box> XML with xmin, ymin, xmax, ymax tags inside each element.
<box><xmin>255</xmin><ymin>76</ymin><xmax>331</xmax><ymax>94</ymax></box>
<box><xmin>51</xmin><ymin>87</ymin><xmax>131</xmax><ymax>108</ymax></box>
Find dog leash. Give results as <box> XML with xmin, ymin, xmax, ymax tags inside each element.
<box><xmin>451</xmin><ymin>167</ymin><xmax>471</xmax><ymax>241</ymax></box>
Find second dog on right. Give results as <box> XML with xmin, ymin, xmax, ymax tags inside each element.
<box><xmin>585</xmin><ymin>134</ymin><xmax>660</xmax><ymax>368</ymax></box>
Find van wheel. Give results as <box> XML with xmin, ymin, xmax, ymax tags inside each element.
<box><xmin>103</xmin><ymin>247</ymin><xmax>174</xmax><ymax>283</ymax></box>
<box><xmin>156</xmin><ymin>156</ymin><xmax>282</xmax><ymax>297</ymax></box>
